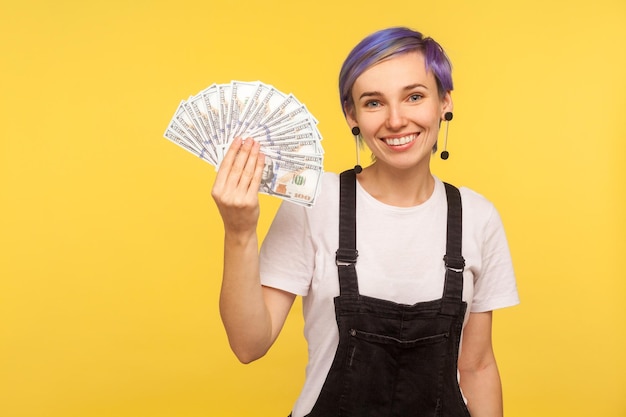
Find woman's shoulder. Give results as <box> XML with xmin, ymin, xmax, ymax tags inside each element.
<box><xmin>457</xmin><ymin>184</ymin><xmax>503</xmax><ymax>231</ymax></box>
<box><xmin>321</xmin><ymin>170</ymin><xmax>340</xmax><ymax>186</ymax></box>
<box><xmin>314</xmin><ymin>171</ymin><xmax>340</xmax><ymax>204</ymax></box>
<box><xmin>458</xmin><ymin>186</ymin><xmax>494</xmax><ymax>211</ymax></box>
<box><xmin>436</xmin><ymin>179</ymin><xmax>498</xmax><ymax>223</ymax></box>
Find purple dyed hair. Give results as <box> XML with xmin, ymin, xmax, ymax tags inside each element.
<box><xmin>339</xmin><ymin>27</ymin><xmax>453</xmax><ymax>116</ymax></box>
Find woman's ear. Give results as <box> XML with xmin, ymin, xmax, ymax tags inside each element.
<box><xmin>344</xmin><ymin>101</ymin><xmax>358</xmax><ymax>128</ymax></box>
<box><xmin>441</xmin><ymin>92</ymin><xmax>453</xmax><ymax>115</ymax></box>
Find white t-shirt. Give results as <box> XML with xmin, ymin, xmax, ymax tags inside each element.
<box><xmin>259</xmin><ymin>172</ymin><xmax>519</xmax><ymax>417</ymax></box>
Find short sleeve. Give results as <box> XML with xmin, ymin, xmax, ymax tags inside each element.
<box><xmin>259</xmin><ymin>201</ymin><xmax>315</xmax><ymax>296</ymax></box>
<box><xmin>470</xmin><ymin>204</ymin><xmax>520</xmax><ymax>312</ymax></box>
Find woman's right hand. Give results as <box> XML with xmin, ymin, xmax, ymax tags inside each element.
<box><xmin>211</xmin><ymin>137</ymin><xmax>265</xmax><ymax>235</ymax></box>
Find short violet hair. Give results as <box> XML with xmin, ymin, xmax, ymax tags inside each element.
<box><xmin>339</xmin><ymin>27</ymin><xmax>453</xmax><ymax>116</ymax></box>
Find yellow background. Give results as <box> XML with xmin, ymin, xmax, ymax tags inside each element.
<box><xmin>1</xmin><ymin>0</ymin><xmax>625</xmax><ymax>416</ymax></box>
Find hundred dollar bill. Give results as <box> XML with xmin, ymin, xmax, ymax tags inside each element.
<box><xmin>241</xmin><ymin>86</ymin><xmax>288</xmax><ymax>137</ymax></box>
<box><xmin>230</xmin><ymin>81</ymin><xmax>263</xmax><ymax>139</ymax></box>
<box><xmin>260</xmin><ymin>118</ymin><xmax>322</xmax><ymax>141</ymax></box>
<box><xmin>189</xmin><ymin>87</ymin><xmax>220</xmax><ymax>146</ymax></box>
<box><xmin>163</xmin><ymin>128</ymin><xmax>215</xmax><ymax>164</ymax></box>
<box><xmin>245</xmin><ymin>93</ymin><xmax>298</xmax><ymax>134</ymax></box>
<box><xmin>261</xmin><ymin>138</ymin><xmax>324</xmax><ymax>155</ymax></box>
<box><xmin>253</xmin><ymin>122</ymin><xmax>321</xmax><ymax>143</ymax></box>
<box><xmin>259</xmin><ymin>156</ymin><xmax>323</xmax><ymax>206</ymax></box>
<box><xmin>256</xmin><ymin>131</ymin><xmax>322</xmax><ymax>146</ymax></box>
<box><xmin>202</xmin><ymin>85</ymin><xmax>229</xmax><ymax>159</ymax></box>
<box><xmin>173</xmin><ymin>102</ymin><xmax>204</xmax><ymax>147</ymax></box>
<box><xmin>262</xmin><ymin>149</ymin><xmax>323</xmax><ymax>167</ymax></box>
<box><xmin>256</xmin><ymin>93</ymin><xmax>303</xmax><ymax>125</ymax></box>
<box><xmin>186</xmin><ymin>95</ymin><xmax>212</xmax><ymax>141</ymax></box>
<box><xmin>248</xmin><ymin>105</ymin><xmax>314</xmax><ymax>139</ymax></box>
<box><xmin>228</xmin><ymin>81</ymin><xmax>263</xmax><ymax>141</ymax></box>
<box><xmin>178</xmin><ymin>103</ymin><xmax>220</xmax><ymax>164</ymax></box>
<box><xmin>166</xmin><ymin>105</ymin><xmax>218</xmax><ymax>164</ymax></box>
<box><xmin>164</xmin><ymin>116</ymin><xmax>202</xmax><ymax>153</ymax></box>
<box><xmin>218</xmin><ymin>83</ymin><xmax>231</xmax><ymax>142</ymax></box>
<box><xmin>198</xmin><ymin>85</ymin><xmax>221</xmax><ymax>145</ymax></box>
<box><xmin>182</xmin><ymin>98</ymin><xmax>206</xmax><ymax>140</ymax></box>
<box><xmin>182</xmin><ymin>99</ymin><xmax>219</xmax><ymax>163</ymax></box>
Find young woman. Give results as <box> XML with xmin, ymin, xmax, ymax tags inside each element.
<box><xmin>211</xmin><ymin>27</ymin><xmax>519</xmax><ymax>417</ymax></box>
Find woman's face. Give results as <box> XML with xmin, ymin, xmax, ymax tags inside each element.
<box><xmin>346</xmin><ymin>52</ymin><xmax>452</xmax><ymax>172</ymax></box>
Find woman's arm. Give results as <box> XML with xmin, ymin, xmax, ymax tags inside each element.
<box><xmin>458</xmin><ymin>311</ymin><xmax>503</xmax><ymax>417</ymax></box>
<box><xmin>211</xmin><ymin>138</ymin><xmax>295</xmax><ymax>363</ymax></box>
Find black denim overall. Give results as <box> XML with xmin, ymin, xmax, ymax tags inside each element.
<box><xmin>304</xmin><ymin>169</ymin><xmax>471</xmax><ymax>417</ymax></box>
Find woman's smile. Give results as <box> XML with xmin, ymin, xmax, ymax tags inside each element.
<box><xmin>381</xmin><ymin>132</ymin><xmax>419</xmax><ymax>147</ymax></box>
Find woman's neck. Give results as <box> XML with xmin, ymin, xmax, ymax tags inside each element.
<box><xmin>356</xmin><ymin>162</ymin><xmax>435</xmax><ymax>207</ymax></box>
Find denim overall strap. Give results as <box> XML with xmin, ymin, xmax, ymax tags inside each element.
<box><xmin>441</xmin><ymin>182</ymin><xmax>465</xmax><ymax>316</ymax></box>
<box><xmin>335</xmin><ymin>169</ymin><xmax>359</xmax><ymax>296</ymax></box>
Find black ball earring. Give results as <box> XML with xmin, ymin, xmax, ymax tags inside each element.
<box><xmin>351</xmin><ymin>127</ymin><xmax>362</xmax><ymax>173</ymax></box>
<box><xmin>440</xmin><ymin>112</ymin><xmax>453</xmax><ymax>160</ymax></box>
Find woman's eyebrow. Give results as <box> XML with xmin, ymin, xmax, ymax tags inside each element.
<box><xmin>403</xmin><ymin>83</ymin><xmax>428</xmax><ymax>91</ymax></box>
<box><xmin>359</xmin><ymin>84</ymin><xmax>430</xmax><ymax>100</ymax></box>
<box><xmin>358</xmin><ymin>91</ymin><xmax>382</xmax><ymax>100</ymax></box>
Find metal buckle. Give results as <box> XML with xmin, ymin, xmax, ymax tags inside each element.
<box><xmin>443</xmin><ymin>255</ymin><xmax>465</xmax><ymax>273</ymax></box>
<box><xmin>336</xmin><ymin>248</ymin><xmax>358</xmax><ymax>266</ymax></box>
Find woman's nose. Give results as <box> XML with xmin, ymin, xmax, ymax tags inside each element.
<box><xmin>385</xmin><ymin>105</ymin><xmax>408</xmax><ymax>130</ymax></box>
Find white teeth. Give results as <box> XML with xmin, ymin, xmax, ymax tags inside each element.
<box><xmin>383</xmin><ymin>134</ymin><xmax>417</xmax><ymax>146</ymax></box>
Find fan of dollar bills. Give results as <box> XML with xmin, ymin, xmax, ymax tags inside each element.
<box><xmin>163</xmin><ymin>81</ymin><xmax>324</xmax><ymax>207</ymax></box>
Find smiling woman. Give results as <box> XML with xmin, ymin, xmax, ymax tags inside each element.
<box><xmin>345</xmin><ymin>52</ymin><xmax>453</xmax><ymax>190</ymax></box>
<box><xmin>2</xmin><ymin>1</ymin><xmax>625</xmax><ymax>416</ymax></box>
<box><xmin>211</xmin><ymin>26</ymin><xmax>519</xmax><ymax>417</ymax></box>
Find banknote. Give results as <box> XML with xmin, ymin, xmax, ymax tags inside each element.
<box><xmin>163</xmin><ymin>81</ymin><xmax>324</xmax><ymax>206</ymax></box>
<box><xmin>259</xmin><ymin>156</ymin><xmax>323</xmax><ymax>206</ymax></box>
<box><xmin>261</xmin><ymin>138</ymin><xmax>324</xmax><ymax>155</ymax></box>
<box><xmin>242</xmin><ymin>87</ymin><xmax>289</xmax><ymax>136</ymax></box>
<box><xmin>229</xmin><ymin>81</ymin><xmax>264</xmax><ymax>140</ymax></box>
<box><xmin>163</xmin><ymin>128</ymin><xmax>215</xmax><ymax>164</ymax></box>
<box><xmin>217</xmin><ymin>84</ymin><xmax>231</xmax><ymax>143</ymax></box>
<box><xmin>263</xmin><ymin>118</ymin><xmax>322</xmax><ymax>140</ymax></box>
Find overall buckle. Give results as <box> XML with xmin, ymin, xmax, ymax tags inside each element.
<box><xmin>336</xmin><ymin>248</ymin><xmax>358</xmax><ymax>266</ymax></box>
<box><xmin>443</xmin><ymin>255</ymin><xmax>465</xmax><ymax>273</ymax></box>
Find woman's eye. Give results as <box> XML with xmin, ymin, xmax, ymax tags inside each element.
<box><xmin>365</xmin><ymin>100</ymin><xmax>380</xmax><ymax>108</ymax></box>
<box><xmin>409</xmin><ymin>94</ymin><xmax>423</xmax><ymax>102</ymax></box>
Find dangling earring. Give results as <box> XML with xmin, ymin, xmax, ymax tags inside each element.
<box><xmin>352</xmin><ymin>126</ymin><xmax>363</xmax><ymax>173</ymax></box>
<box><xmin>440</xmin><ymin>112</ymin><xmax>453</xmax><ymax>160</ymax></box>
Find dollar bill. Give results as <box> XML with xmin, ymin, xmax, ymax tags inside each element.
<box><xmin>241</xmin><ymin>86</ymin><xmax>288</xmax><ymax>136</ymax></box>
<box><xmin>182</xmin><ymin>99</ymin><xmax>219</xmax><ymax>162</ymax></box>
<box><xmin>217</xmin><ymin>84</ymin><xmax>231</xmax><ymax>143</ymax></box>
<box><xmin>163</xmin><ymin>81</ymin><xmax>325</xmax><ymax>206</ymax></box>
<box><xmin>188</xmin><ymin>89</ymin><xmax>219</xmax><ymax>146</ymax></box>
<box><xmin>260</xmin><ymin>156</ymin><xmax>323</xmax><ymax>207</ymax></box>
<box><xmin>173</xmin><ymin>102</ymin><xmax>204</xmax><ymax>147</ymax></box>
<box><xmin>262</xmin><ymin>118</ymin><xmax>322</xmax><ymax>141</ymax></box>
<box><xmin>163</xmin><ymin>128</ymin><xmax>215</xmax><ymax>164</ymax></box>
<box><xmin>199</xmin><ymin>85</ymin><xmax>221</xmax><ymax>145</ymax></box>
<box><xmin>262</xmin><ymin>149</ymin><xmax>324</xmax><ymax>167</ymax></box>
<box><xmin>261</xmin><ymin>138</ymin><xmax>324</xmax><ymax>155</ymax></box>
<box><xmin>230</xmin><ymin>81</ymin><xmax>264</xmax><ymax>139</ymax></box>
<box><xmin>257</xmin><ymin>131</ymin><xmax>322</xmax><ymax>145</ymax></box>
